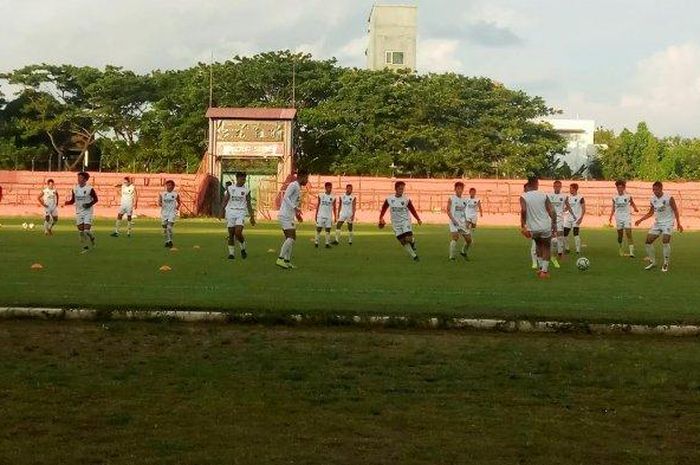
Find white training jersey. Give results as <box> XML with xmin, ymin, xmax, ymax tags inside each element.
<box><xmin>316</xmin><ymin>193</ymin><xmax>335</xmax><ymax>219</ymax></box>
<box><xmin>651</xmin><ymin>194</ymin><xmax>674</xmax><ymax>226</ymax></box>
<box><xmin>160</xmin><ymin>191</ymin><xmax>178</xmax><ymax>216</ymax></box>
<box><xmin>521</xmin><ymin>190</ymin><xmax>552</xmax><ymax>232</ymax></box>
<box><xmin>613</xmin><ymin>194</ymin><xmax>633</xmax><ymax>221</ymax></box>
<box><xmin>466</xmin><ymin>197</ymin><xmax>480</xmax><ymax>218</ymax></box>
<box><xmin>449</xmin><ymin>195</ymin><xmax>468</xmax><ymax>223</ymax></box>
<box><xmin>120</xmin><ymin>184</ymin><xmax>136</xmax><ymax>206</ymax></box>
<box><xmin>73</xmin><ymin>185</ymin><xmax>94</xmax><ymax>214</ymax></box>
<box><xmin>42</xmin><ymin>188</ymin><xmax>57</xmax><ymax>208</ymax></box>
<box><xmin>280</xmin><ymin>181</ymin><xmax>301</xmax><ymax>218</ymax></box>
<box><xmin>387</xmin><ymin>195</ymin><xmax>412</xmax><ymax>226</ymax></box>
<box><xmin>567</xmin><ymin>194</ymin><xmax>584</xmax><ymax>220</ymax></box>
<box><xmin>548</xmin><ymin>192</ymin><xmax>567</xmax><ymax>219</ymax></box>
<box><xmin>226</xmin><ymin>185</ymin><xmax>249</xmax><ymax>214</ymax></box>
<box><xmin>339</xmin><ymin>194</ymin><xmax>355</xmax><ymax>216</ymax></box>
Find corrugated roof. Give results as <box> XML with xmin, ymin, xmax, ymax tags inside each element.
<box><xmin>206</xmin><ymin>107</ymin><xmax>297</xmax><ymax>120</ymax></box>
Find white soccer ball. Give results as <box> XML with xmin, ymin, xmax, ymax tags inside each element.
<box><xmin>22</xmin><ymin>222</ymin><xmax>28</xmax><ymax>230</ymax></box>
<box><xmin>576</xmin><ymin>257</ymin><xmax>591</xmax><ymax>271</ymax></box>
<box><xmin>28</xmin><ymin>223</ymin><xmax>35</xmax><ymax>230</ymax></box>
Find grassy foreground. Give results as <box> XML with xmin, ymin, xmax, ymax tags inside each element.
<box><xmin>1</xmin><ymin>217</ymin><xmax>699</xmax><ymax>323</ymax></box>
<box><xmin>0</xmin><ymin>321</ymin><xmax>699</xmax><ymax>464</ymax></box>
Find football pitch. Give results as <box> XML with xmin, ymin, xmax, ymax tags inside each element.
<box><xmin>1</xmin><ymin>217</ymin><xmax>699</xmax><ymax>324</ymax></box>
<box><xmin>1</xmin><ymin>321</ymin><xmax>699</xmax><ymax>464</ymax></box>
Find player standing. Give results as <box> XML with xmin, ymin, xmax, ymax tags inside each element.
<box><xmin>378</xmin><ymin>181</ymin><xmax>422</xmax><ymax>261</ymax></box>
<box><xmin>563</xmin><ymin>183</ymin><xmax>586</xmax><ymax>254</ymax></box>
<box><xmin>634</xmin><ymin>181</ymin><xmax>683</xmax><ymax>272</ymax></box>
<box><xmin>111</xmin><ymin>177</ymin><xmax>138</xmax><ymax>237</ymax></box>
<box><xmin>276</xmin><ymin>171</ymin><xmax>309</xmax><ymax>270</ymax></box>
<box><xmin>64</xmin><ymin>172</ymin><xmax>98</xmax><ymax>253</ymax></box>
<box><xmin>548</xmin><ymin>180</ymin><xmax>567</xmax><ymax>266</ymax></box>
<box><xmin>447</xmin><ymin>182</ymin><xmax>471</xmax><ymax>260</ymax></box>
<box><xmin>465</xmin><ymin>188</ymin><xmax>483</xmax><ymax>229</ymax></box>
<box><xmin>334</xmin><ymin>184</ymin><xmax>356</xmax><ymax>245</ymax></box>
<box><xmin>221</xmin><ymin>172</ymin><xmax>256</xmax><ymax>260</ymax></box>
<box><xmin>37</xmin><ymin>179</ymin><xmax>59</xmax><ymax>235</ymax></box>
<box><xmin>158</xmin><ymin>180</ymin><xmax>180</xmax><ymax>249</ymax></box>
<box><xmin>314</xmin><ymin>182</ymin><xmax>336</xmax><ymax>249</ymax></box>
<box><xmin>608</xmin><ymin>180</ymin><xmax>639</xmax><ymax>257</ymax></box>
<box><xmin>520</xmin><ymin>177</ymin><xmax>556</xmax><ymax>279</ymax></box>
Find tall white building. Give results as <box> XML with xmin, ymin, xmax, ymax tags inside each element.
<box><xmin>542</xmin><ymin>118</ymin><xmax>597</xmax><ymax>175</ymax></box>
<box><xmin>366</xmin><ymin>4</ymin><xmax>417</xmax><ymax>71</ymax></box>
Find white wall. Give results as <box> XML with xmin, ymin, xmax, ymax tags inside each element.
<box><xmin>367</xmin><ymin>5</ymin><xmax>417</xmax><ymax>71</ymax></box>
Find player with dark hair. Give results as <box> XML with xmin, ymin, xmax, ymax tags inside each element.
<box><xmin>64</xmin><ymin>172</ymin><xmax>98</xmax><ymax>253</ymax></box>
<box><xmin>379</xmin><ymin>181</ymin><xmax>422</xmax><ymax>261</ymax></box>
<box><xmin>314</xmin><ymin>182</ymin><xmax>336</xmax><ymax>248</ymax></box>
<box><xmin>520</xmin><ymin>177</ymin><xmax>557</xmax><ymax>279</ymax></box>
<box><xmin>158</xmin><ymin>180</ymin><xmax>181</xmax><ymax>248</ymax></box>
<box><xmin>635</xmin><ymin>181</ymin><xmax>683</xmax><ymax>272</ymax></box>
<box><xmin>37</xmin><ymin>178</ymin><xmax>59</xmax><ymax>235</ymax></box>
<box><xmin>222</xmin><ymin>172</ymin><xmax>255</xmax><ymax>260</ymax></box>
<box><xmin>608</xmin><ymin>180</ymin><xmax>639</xmax><ymax>257</ymax></box>
<box><xmin>563</xmin><ymin>182</ymin><xmax>586</xmax><ymax>254</ymax></box>
<box><xmin>334</xmin><ymin>184</ymin><xmax>356</xmax><ymax>245</ymax></box>
<box><xmin>111</xmin><ymin>176</ymin><xmax>138</xmax><ymax>237</ymax></box>
<box><xmin>447</xmin><ymin>181</ymin><xmax>471</xmax><ymax>260</ymax></box>
<box><xmin>276</xmin><ymin>170</ymin><xmax>309</xmax><ymax>269</ymax></box>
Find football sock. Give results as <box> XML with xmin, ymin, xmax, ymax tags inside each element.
<box><xmin>325</xmin><ymin>231</ymin><xmax>331</xmax><ymax>245</ymax></box>
<box><xmin>86</xmin><ymin>231</ymin><xmax>95</xmax><ymax>243</ymax></box>
<box><xmin>348</xmin><ymin>231</ymin><xmax>354</xmax><ymax>243</ymax></box>
<box><xmin>280</xmin><ymin>238</ymin><xmax>295</xmax><ymax>261</ymax></box>
<box><xmin>531</xmin><ymin>241</ymin><xmax>538</xmax><ymax>264</ymax></box>
<box><xmin>646</xmin><ymin>244</ymin><xmax>655</xmax><ymax>263</ymax></box>
<box><xmin>575</xmin><ymin>236</ymin><xmax>581</xmax><ymax>253</ymax></box>
<box><xmin>165</xmin><ymin>225</ymin><xmax>173</xmax><ymax>242</ymax></box>
<box><xmin>314</xmin><ymin>231</ymin><xmax>320</xmax><ymax>244</ymax></box>
<box><xmin>557</xmin><ymin>237</ymin><xmax>564</xmax><ymax>254</ymax></box>
<box><xmin>127</xmin><ymin>221</ymin><xmax>133</xmax><ymax>234</ymax></box>
<box><xmin>541</xmin><ymin>260</ymin><xmax>549</xmax><ymax>273</ymax></box>
<box><xmin>44</xmin><ymin>220</ymin><xmax>50</xmax><ymax>233</ymax></box>
<box><xmin>240</xmin><ymin>240</ymin><xmax>247</xmax><ymax>251</ymax></box>
<box><xmin>79</xmin><ymin>231</ymin><xmax>86</xmax><ymax>244</ymax></box>
<box><xmin>227</xmin><ymin>245</ymin><xmax>235</xmax><ymax>256</ymax></box>
<box><xmin>662</xmin><ymin>243</ymin><xmax>671</xmax><ymax>263</ymax></box>
<box><xmin>629</xmin><ymin>244</ymin><xmax>635</xmax><ymax>255</ymax></box>
<box><xmin>335</xmin><ymin>229</ymin><xmax>340</xmax><ymax>242</ymax></box>
<box><xmin>115</xmin><ymin>219</ymin><xmax>121</xmax><ymax>233</ymax></box>
<box><xmin>403</xmin><ymin>243</ymin><xmax>417</xmax><ymax>259</ymax></box>
<box><xmin>449</xmin><ymin>240</ymin><xmax>457</xmax><ymax>259</ymax></box>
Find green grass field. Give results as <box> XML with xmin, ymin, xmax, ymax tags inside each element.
<box><xmin>1</xmin><ymin>321</ymin><xmax>699</xmax><ymax>465</ymax></box>
<box><xmin>1</xmin><ymin>217</ymin><xmax>698</xmax><ymax>324</ymax></box>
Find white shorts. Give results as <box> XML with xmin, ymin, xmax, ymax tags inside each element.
<box><xmin>531</xmin><ymin>229</ymin><xmax>552</xmax><ymax>240</ymax></box>
<box><xmin>649</xmin><ymin>223</ymin><xmax>673</xmax><ymax>236</ymax></box>
<box><xmin>563</xmin><ymin>217</ymin><xmax>578</xmax><ymax>229</ymax></box>
<box><xmin>279</xmin><ymin>215</ymin><xmax>295</xmax><ymax>231</ymax></box>
<box><xmin>161</xmin><ymin>214</ymin><xmax>177</xmax><ymax>225</ymax></box>
<box><xmin>44</xmin><ymin>207</ymin><xmax>58</xmax><ymax>217</ymax></box>
<box><xmin>226</xmin><ymin>211</ymin><xmax>246</xmax><ymax>228</ymax></box>
<box><xmin>449</xmin><ymin>220</ymin><xmax>470</xmax><ymax>235</ymax></box>
<box><xmin>75</xmin><ymin>211</ymin><xmax>93</xmax><ymax>226</ymax></box>
<box><xmin>466</xmin><ymin>216</ymin><xmax>478</xmax><ymax>227</ymax></box>
<box><xmin>393</xmin><ymin>222</ymin><xmax>413</xmax><ymax>237</ymax></box>
<box><xmin>338</xmin><ymin>213</ymin><xmax>353</xmax><ymax>223</ymax></box>
<box><xmin>316</xmin><ymin>217</ymin><xmax>332</xmax><ymax>229</ymax></box>
<box><xmin>118</xmin><ymin>204</ymin><xmax>134</xmax><ymax>216</ymax></box>
<box><xmin>616</xmin><ymin>218</ymin><xmax>632</xmax><ymax>230</ymax></box>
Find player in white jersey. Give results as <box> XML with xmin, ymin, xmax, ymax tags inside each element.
<box><xmin>276</xmin><ymin>171</ymin><xmax>309</xmax><ymax>270</ymax></box>
<box><xmin>608</xmin><ymin>180</ymin><xmax>639</xmax><ymax>257</ymax></box>
<box><xmin>111</xmin><ymin>177</ymin><xmax>138</xmax><ymax>237</ymax></box>
<box><xmin>563</xmin><ymin>183</ymin><xmax>586</xmax><ymax>254</ymax></box>
<box><xmin>221</xmin><ymin>172</ymin><xmax>256</xmax><ymax>260</ymax></box>
<box><xmin>634</xmin><ymin>181</ymin><xmax>683</xmax><ymax>272</ymax></box>
<box><xmin>158</xmin><ymin>180</ymin><xmax>181</xmax><ymax>249</ymax></box>
<box><xmin>520</xmin><ymin>177</ymin><xmax>557</xmax><ymax>279</ymax></box>
<box><xmin>334</xmin><ymin>184</ymin><xmax>356</xmax><ymax>245</ymax></box>
<box><xmin>314</xmin><ymin>182</ymin><xmax>336</xmax><ymax>249</ymax></box>
<box><xmin>37</xmin><ymin>178</ymin><xmax>59</xmax><ymax>235</ymax></box>
<box><xmin>465</xmin><ymin>188</ymin><xmax>483</xmax><ymax>229</ymax></box>
<box><xmin>64</xmin><ymin>172</ymin><xmax>98</xmax><ymax>253</ymax></box>
<box><xmin>547</xmin><ymin>180</ymin><xmax>567</xmax><ymax>266</ymax></box>
<box><xmin>379</xmin><ymin>181</ymin><xmax>422</xmax><ymax>261</ymax></box>
<box><xmin>447</xmin><ymin>182</ymin><xmax>471</xmax><ymax>261</ymax></box>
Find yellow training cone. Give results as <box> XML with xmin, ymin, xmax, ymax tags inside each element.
<box><xmin>159</xmin><ymin>265</ymin><xmax>172</xmax><ymax>272</ymax></box>
<box><xmin>170</xmin><ymin>247</ymin><xmax>179</xmax><ymax>252</ymax></box>
<box><xmin>193</xmin><ymin>245</ymin><xmax>201</xmax><ymax>250</ymax></box>
<box><xmin>267</xmin><ymin>248</ymin><xmax>275</xmax><ymax>253</ymax></box>
<box><xmin>30</xmin><ymin>263</ymin><xmax>44</xmax><ymax>270</ymax></box>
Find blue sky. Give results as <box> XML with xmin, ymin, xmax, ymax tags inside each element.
<box><xmin>2</xmin><ymin>0</ymin><xmax>700</xmax><ymax>136</ymax></box>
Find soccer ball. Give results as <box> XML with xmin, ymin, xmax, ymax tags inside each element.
<box><xmin>22</xmin><ymin>222</ymin><xmax>28</xmax><ymax>230</ymax></box>
<box><xmin>576</xmin><ymin>257</ymin><xmax>591</xmax><ymax>271</ymax></box>
<box><xmin>28</xmin><ymin>223</ymin><xmax>35</xmax><ymax>230</ymax></box>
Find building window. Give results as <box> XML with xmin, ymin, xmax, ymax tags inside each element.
<box><xmin>385</xmin><ymin>51</ymin><xmax>404</xmax><ymax>65</ymax></box>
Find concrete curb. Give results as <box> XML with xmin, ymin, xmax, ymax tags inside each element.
<box><xmin>1</xmin><ymin>307</ymin><xmax>700</xmax><ymax>337</ymax></box>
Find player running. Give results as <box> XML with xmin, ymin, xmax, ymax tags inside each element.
<box><xmin>334</xmin><ymin>184</ymin><xmax>356</xmax><ymax>245</ymax></box>
<box><xmin>314</xmin><ymin>182</ymin><xmax>336</xmax><ymax>249</ymax></box>
<box><xmin>446</xmin><ymin>182</ymin><xmax>471</xmax><ymax>261</ymax></box>
<box><xmin>608</xmin><ymin>180</ymin><xmax>639</xmax><ymax>257</ymax></box>
<box><xmin>563</xmin><ymin>183</ymin><xmax>586</xmax><ymax>254</ymax></box>
<box><xmin>111</xmin><ymin>177</ymin><xmax>138</xmax><ymax>237</ymax></box>
<box><xmin>37</xmin><ymin>179</ymin><xmax>59</xmax><ymax>235</ymax></box>
<box><xmin>634</xmin><ymin>181</ymin><xmax>683</xmax><ymax>272</ymax></box>
<box><xmin>221</xmin><ymin>172</ymin><xmax>256</xmax><ymax>260</ymax></box>
<box><xmin>276</xmin><ymin>171</ymin><xmax>309</xmax><ymax>270</ymax></box>
<box><xmin>465</xmin><ymin>188</ymin><xmax>483</xmax><ymax>229</ymax></box>
<box><xmin>158</xmin><ymin>180</ymin><xmax>181</xmax><ymax>249</ymax></box>
<box><xmin>64</xmin><ymin>172</ymin><xmax>98</xmax><ymax>253</ymax></box>
<box><xmin>379</xmin><ymin>181</ymin><xmax>422</xmax><ymax>261</ymax></box>
<box><xmin>520</xmin><ymin>177</ymin><xmax>557</xmax><ymax>279</ymax></box>
<box><xmin>548</xmin><ymin>180</ymin><xmax>567</xmax><ymax>266</ymax></box>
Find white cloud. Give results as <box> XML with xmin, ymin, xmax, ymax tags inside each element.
<box><xmin>417</xmin><ymin>39</ymin><xmax>462</xmax><ymax>73</ymax></box>
<box><xmin>334</xmin><ymin>36</ymin><xmax>367</xmax><ymax>68</ymax></box>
